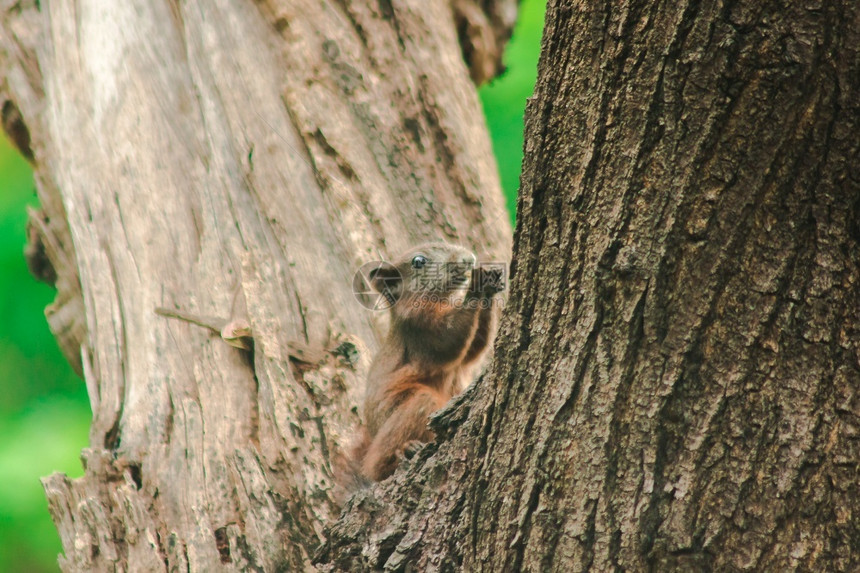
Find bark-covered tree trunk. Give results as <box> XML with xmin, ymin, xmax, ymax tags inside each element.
<box><xmin>0</xmin><ymin>0</ymin><xmax>515</xmax><ymax>570</ymax></box>
<box><xmin>321</xmin><ymin>1</ymin><xmax>860</xmax><ymax>571</ymax></box>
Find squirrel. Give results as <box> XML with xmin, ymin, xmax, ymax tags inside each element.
<box><xmin>351</xmin><ymin>242</ymin><xmax>504</xmax><ymax>481</ymax></box>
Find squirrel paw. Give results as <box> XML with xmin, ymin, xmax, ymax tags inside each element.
<box><xmin>473</xmin><ymin>265</ymin><xmax>505</xmax><ymax>295</ymax></box>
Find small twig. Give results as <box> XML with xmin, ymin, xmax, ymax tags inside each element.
<box><xmin>154</xmin><ymin>307</ymin><xmax>227</xmax><ymax>333</ymax></box>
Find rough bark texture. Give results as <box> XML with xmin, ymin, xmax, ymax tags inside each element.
<box><xmin>321</xmin><ymin>1</ymin><xmax>860</xmax><ymax>571</ymax></box>
<box><xmin>0</xmin><ymin>0</ymin><xmax>515</xmax><ymax>570</ymax></box>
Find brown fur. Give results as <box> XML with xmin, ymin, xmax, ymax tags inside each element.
<box><xmin>353</xmin><ymin>243</ymin><xmax>502</xmax><ymax>481</ymax></box>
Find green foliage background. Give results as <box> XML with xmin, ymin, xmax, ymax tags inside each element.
<box><xmin>0</xmin><ymin>142</ymin><xmax>91</xmax><ymax>571</ymax></box>
<box><xmin>0</xmin><ymin>1</ymin><xmax>544</xmax><ymax>569</ymax></box>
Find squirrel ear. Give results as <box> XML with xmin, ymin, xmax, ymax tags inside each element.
<box><xmin>368</xmin><ymin>262</ymin><xmax>402</xmax><ymax>298</ymax></box>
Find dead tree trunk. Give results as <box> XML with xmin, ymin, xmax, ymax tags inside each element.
<box><xmin>0</xmin><ymin>0</ymin><xmax>515</xmax><ymax>570</ymax></box>
<box><xmin>321</xmin><ymin>1</ymin><xmax>860</xmax><ymax>571</ymax></box>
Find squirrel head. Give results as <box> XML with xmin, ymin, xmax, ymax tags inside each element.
<box><xmin>369</xmin><ymin>242</ymin><xmax>477</xmax><ymax>309</ymax></box>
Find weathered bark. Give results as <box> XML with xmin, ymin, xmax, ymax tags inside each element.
<box><xmin>0</xmin><ymin>0</ymin><xmax>515</xmax><ymax>570</ymax></box>
<box><xmin>321</xmin><ymin>1</ymin><xmax>860</xmax><ymax>571</ymax></box>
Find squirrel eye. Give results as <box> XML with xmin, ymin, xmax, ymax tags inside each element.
<box><xmin>411</xmin><ymin>255</ymin><xmax>428</xmax><ymax>269</ymax></box>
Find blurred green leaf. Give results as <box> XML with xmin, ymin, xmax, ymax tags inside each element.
<box><xmin>481</xmin><ymin>0</ymin><xmax>547</xmax><ymax>221</ymax></box>
<box><xmin>0</xmin><ymin>133</ymin><xmax>90</xmax><ymax>572</ymax></box>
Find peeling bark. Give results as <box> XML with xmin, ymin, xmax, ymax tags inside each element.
<box><xmin>321</xmin><ymin>0</ymin><xmax>860</xmax><ymax>571</ymax></box>
<box><xmin>0</xmin><ymin>0</ymin><xmax>514</xmax><ymax>570</ymax></box>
